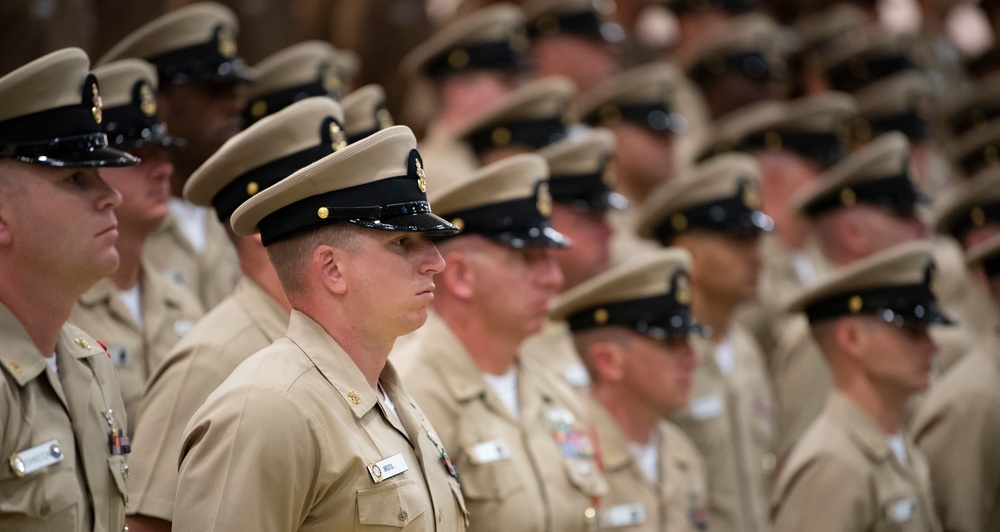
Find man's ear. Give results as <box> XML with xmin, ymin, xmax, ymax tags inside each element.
<box><xmin>0</xmin><ymin>199</ymin><xmax>13</xmax><ymax>246</ymax></box>
<box><xmin>835</xmin><ymin>317</ymin><xmax>867</xmax><ymax>363</ymax></box>
<box><xmin>314</xmin><ymin>244</ymin><xmax>347</xmax><ymax>295</ymax></box>
<box><xmin>589</xmin><ymin>340</ymin><xmax>626</xmax><ymax>384</ymax></box>
<box><xmin>439</xmin><ymin>250</ymin><xmax>475</xmax><ymax>300</ymax></box>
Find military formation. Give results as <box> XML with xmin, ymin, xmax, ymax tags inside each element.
<box><xmin>1</xmin><ymin>1</ymin><xmax>999</xmax><ymax>531</ymax></box>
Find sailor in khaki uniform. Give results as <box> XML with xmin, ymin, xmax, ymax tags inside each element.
<box><xmin>393</xmin><ymin>155</ymin><xmax>606</xmax><ymax>531</ymax></box>
<box><xmin>69</xmin><ymin>59</ymin><xmax>204</xmax><ymax>435</ymax></box>
<box><xmin>175</xmin><ymin>126</ymin><xmax>467</xmax><ymax>531</ymax></box>
<box><xmin>522</xmin><ymin>127</ymin><xmax>625</xmax><ymax>391</ymax></box>
<box><xmin>0</xmin><ymin>48</ymin><xmax>138</xmax><ymax>532</ymax></box>
<box><xmin>126</xmin><ymin>97</ymin><xmax>346</xmax><ymax>532</ymax></box>
<box><xmin>400</xmin><ymin>3</ymin><xmax>531</xmax><ymax>188</ymax></box>
<box><xmin>773</xmin><ymin>241</ymin><xmax>947</xmax><ymax>532</ymax></box>
<box><xmin>98</xmin><ymin>3</ymin><xmax>249</xmax><ymax>310</ymax></box>
<box><xmin>910</xmin><ymin>233</ymin><xmax>1000</xmax><ymax>532</ymax></box>
<box><xmin>635</xmin><ymin>153</ymin><xmax>776</xmax><ymax>532</ymax></box>
<box><xmin>550</xmin><ymin>249</ymin><xmax>710</xmax><ymax>531</ymax></box>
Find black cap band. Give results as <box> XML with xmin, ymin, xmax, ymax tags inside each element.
<box><xmin>865</xmin><ymin>111</ymin><xmax>928</xmax><ymax>141</ymax></box>
<box><xmin>983</xmin><ymin>253</ymin><xmax>1000</xmax><ymax>279</ymax></box>
<box><xmin>149</xmin><ymin>25</ymin><xmax>246</xmax><ymax>84</ymax></box>
<box><xmin>529</xmin><ymin>10</ymin><xmax>603</xmax><ymax>40</ymax></box>
<box><xmin>654</xmin><ymin>180</ymin><xmax>772</xmax><ymax>244</ymax></box>
<box><xmin>826</xmin><ymin>54</ymin><xmax>917</xmax><ymax>94</ymax></box>
<box><xmin>803</xmin><ymin>172</ymin><xmax>924</xmax><ymax>218</ymax></box>
<box><xmin>587</xmin><ymin>101</ymin><xmax>684</xmax><ymax>136</ymax></box>
<box><xmin>959</xmin><ymin>144</ymin><xmax>1000</xmax><ymax>176</ymax></box>
<box><xmin>549</xmin><ymin>169</ymin><xmax>627</xmax><ymax>212</ymax></box>
<box><xmin>424</xmin><ymin>39</ymin><xmax>527</xmax><ymax>78</ymax></box>
<box><xmin>670</xmin><ymin>0</ymin><xmax>758</xmax><ymax>15</ymax></box>
<box><xmin>804</xmin><ymin>282</ymin><xmax>952</xmax><ymax>326</ymax></box>
<box><xmin>690</xmin><ymin>51</ymin><xmax>775</xmax><ymax>84</ymax></box>
<box><xmin>433</xmin><ymin>181</ymin><xmax>568</xmax><ymax>248</ymax></box>
<box><xmin>948</xmin><ymin>199</ymin><xmax>1000</xmax><ymax>241</ymax></box>
<box><xmin>743</xmin><ymin>129</ymin><xmax>846</xmax><ymax>169</ymax></box>
<box><xmin>946</xmin><ymin>105</ymin><xmax>1000</xmax><ymax>138</ymax></box>
<box><xmin>466</xmin><ymin>117</ymin><xmax>567</xmax><ymax>154</ymax></box>
<box><xmin>243</xmin><ymin>77</ymin><xmax>338</xmax><ymax>127</ymax></box>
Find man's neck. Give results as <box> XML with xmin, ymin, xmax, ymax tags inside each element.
<box><xmin>0</xmin><ymin>273</ymin><xmax>80</xmax><ymax>355</ymax></box>
<box><xmin>109</xmin><ymin>232</ymin><xmax>148</xmax><ymax>290</ymax></box>
<box><xmin>691</xmin><ymin>295</ymin><xmax>734</xmax><ymax>343</ymax></box>
<box><xmin>239</xmin><ymin>240</ymin><xmax>291</xmax><ymax>313</ymax></box>
<box><xmin>437</xmin><ymin>305</ymin><xmax>522</xmax><ymax>375</ymax></box>
<box><xmin>839</xmin><ymin>381</ymin><xmax>908</xmax><ymax>435</ymax></box>
<box><xmin>595</xmin><ymin>385</ymin><xmax>659</xmax><ymax>445</ymax></box>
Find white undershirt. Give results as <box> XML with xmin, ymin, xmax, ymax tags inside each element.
<box><xmin>714</xmin><ymin>337</ymin><xmax>736</xmax><ymax>376</ymax></box>
<box><xmin>169</xmin><ymin>198</ymin><xmax>208</xmax><ymax>253</ymax></box>
<box><xmin>483</xmin><ymin>367</ymin><xmax>520</xmax><ymax>419</ymax></box>
<box><xmin>378</xmin><ymin>383</ymin><xmax>401</xmax><ymax>424</ymax></box>
<box><xmin>118</xmin><ymin>284</ymin><xmax>143</xmax><ymax>327</ymax></box>
<box><xmin>888</xmin><ymin>433</ymin><xmax>908</xmax><ymax>466</ymax></box>
<box><xmin>44</xmin><ymin>354</ymin><xmax>58</xmax><ymax>377</ymax></box>
<box><xmin>628</xmin><ymin>429</ymin><xmax>661</xmax><ymax>484</ymax></box>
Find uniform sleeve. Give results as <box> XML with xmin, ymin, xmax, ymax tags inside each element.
<box><xmin>772</xmin><ymin>455</ymin><xmax>872</xmax><ymax>532</ymax></box>
<box><xmin>127</xmin><ymin>343</ymin><xmax>233</xmax><ymax>520</ymax></box>
<box><xmin>173</xmin><ymin>385</ymin><xmax>318</xmax><ymax>532</ymax></box>
<box><xmin>913</xmin><ymin>393</ymin><xmax>1000</xmax><ymax>532</ymax></box>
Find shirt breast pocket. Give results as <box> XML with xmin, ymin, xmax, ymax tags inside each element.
<box><xmin>357</xmin><ymin>478</ymin><xmax>427</xmax><ymax>529</ymax></box>
<box><xmin>0</xmin><ymin>461</ymin><xmax>79</xmax><ymax>529</ymax></box>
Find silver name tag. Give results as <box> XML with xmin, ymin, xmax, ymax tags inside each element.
<box><xmin>368</xmin><ymin>453</ymin><xmax>408</xmax><ymax>483</ymax></box>
<box><xmin>9</xmin><ymin>439</ymin><xmax>64</xmax><ymax>478</ymax></box>
<box><xmin>467</xmin><ymin>439</ymin><xmax>511</xmax><ymax>465</ymax></box>
<box><xmin>602</xmin><ymin>503</ymin><xmax>646</xmax><ymax>528</ymax></box>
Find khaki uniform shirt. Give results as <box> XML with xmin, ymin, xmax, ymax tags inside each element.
<box><xmin>769</xmin><ymin>314</ymin><xmax>832</xmax><ymax>458</ymax></box>
<box><xmin>143</xmin><ymin>207</ymin><xmax>239</xmax><ymax>311</ymax></box>
<box><xmin>174</xmin><ymin>310</ymin><xmax>468</xmax><ymax>531</ymax></box>
<box><xmin>521</xmin><ymin>319</ymin><xmax>592</xmax><ymax>393</ymax></box>
<box><xmin>591</xmin><ymin>401</ymin><xmax>709</xmax><ymax>532</ymax></box>
<box><xmin>0</xmin><ymin>302</ymin><xmax>129</xmax><ymax>532</ymax></box>
<box><xmin>127</xmin><ymin>277</ymin><xmax>287</xmax><ymax>521</ymax></box>
<box><xmin>912</xmin><ymin>334</ymin><xmax>1000</xmax><ymax>532</ymax></box>
<box><xmin>69</xmin><ymin>266</ymin><xmax>203</xmax><ymax>433</ymax></box>
<box><xmin>607</xmin><ymin>207</ymin><xmax>658</xmax><ymax>268</ymax></box>
<box><xmin>671</xmin><ymin>323</ymin><xmax>775</xmax><ymax>532</ymax></box>
<box><xmin>773</xmin><ymin>392</ymin><xmax>942</xmax><ymax>532</ymax></box>
<box><xmin>394</xmin><ymin>311</ymin><xmax>606</xmax><ymax>532</ymax></box>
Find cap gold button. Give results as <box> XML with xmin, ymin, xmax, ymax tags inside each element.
<box><xmin>448</xmin><ymin>49</ymin><xmax>470</xmax><ymax>69</ymax></box>
<box><xmin>246</xmin><ymin>181</ymin><xmax>259</xmax><ymax>196</ymax></box>
<box><xmin>317</xmin><ymin>207</ymin><xmax>329</xmax><ymax>219</ymax></box>
<box><xmin>762</xmin><ymin>452</ymin><xmax>776</xmax><ymax>473</ymax></box>
<box><xmin>594</xmin><ymin>308</ymin><xmax>609</xmax><ymax>324</ymax></box>
<box><xmin>848</xmin><ymin>295</ymin><xmax>863</xmax><ymax>313</ymax></box>
<box><xmin>671</xmin><ymin>213</ymin><xmax>688</xmax><ymax>232</ymax></box>
<box><xmin>491</xmin><ymin>127</ymin><xmax>512</xmax><ymax>147</ymax></box>
<box><xmin>451</xmin><ymin>218</ymin><xmax>464</xmax><ymax>231</ymax></box>
<box><xmin>251</xmin><ymin>100</ymin><xmax>267</xmax><ymax>118</ymax></box>
<box><xmin>840</xmin><ymin>187</ymin><xmax>857</xmax><ymax>207</ymax></box>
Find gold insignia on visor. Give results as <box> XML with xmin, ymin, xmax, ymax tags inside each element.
<box><xmin>139</xmin><ymin>83</ymin><xmax>156</xmax><ymax>116</ymax></box>
<box><xmin>251</xmin><ymin>100</ymin><xmax>267</xmax><ymax>118</ymax></box>
<box><xmin>537</xmin><ymin>182</ymin><xmax>553</xmax><ymax>216</ymax></box>
<box><xmin>848</xmin><ymin>295</ymin><xmax>863</xmax><ymax>313</ymax></box>
<box><xmin>246</xmin><ymin>181</ymin><xmax>259</xmax><ymax>196</ymax></box>
<box><xmin>536</xmin><ymin>14</ymin><xmax>560</xmax><ymax>35</ymax></box>
<box><xmin>742</xmin><ymin>181</ymin><xmax>761</xmax><ymax>209</ymax></box>
<box><xmin>602</xmin><ymin>164</ymin><xmax>617</xmax><ymax>186</ymax></box>
<box><xmin>218</xmin><ymin>27</ymin><xmax>237</xmax><ymax>58</ymax></box>
<box><xmin>593</xmin><ymin>308</ymin><xmax>609</xmax><ymax>324</ymax></box>
<box><xmin>675</xmin><ymin>274</ymin><xmax>692</xmax><ymax>305</ymax></box>
<box><xmin>322</xmin><ymin>67</ymin><xmax>340</xmax><ymax>93</ymax></box>
<box><xmin>91</xmin><ymin>83</ymin><xmax>103</xmax><ymax>124</ymax></box>
<box><xmin>330</xmin><ymin>122</ymin><xmax>347</xmax><ymax>151</ymax></box>
<box><xmin>840</xmin><ymin>187</ymin><xmax>857</xmax><ymax>207</ymax></box>
<box><xmin>451</xmin><ymin>218</ymin><xmax>464</xmax><ymax>231</ymax></box>
<box><xmin>415</xmin><ymin>159</ymin><xmax>427</xmax><ymax>193</ymax></box>
<box><xmin>599</xmin><ymin>104</ymin><xmax>622</xmax><ymax>126</ymax></box>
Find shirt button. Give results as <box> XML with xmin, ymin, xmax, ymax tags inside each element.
<box><xmin>762</xmin><ymin>452</ymin><xmax>776</xmax><ymax>473</ymax></box>
<box><xmin>399</xmin><ymin>510</ymin><xmax>408</xmax><ymax>521</ymax></box>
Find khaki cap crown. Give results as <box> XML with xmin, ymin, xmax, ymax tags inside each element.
<box><xmin>536</xmin><ymin>126</ymin><xmax>626</xmax><ymax>211</ymax></box>
<box><xmin>523</xmin><ymin>0</ymin><xmax>621</xmax><ymax>42</ymax></box>
<box><xmin>965</xmin><ymin>231</ymin><xmax>1000</xmax><ymax>273</ymax></box>
<box><xmin>945</xmin><ymin>117</ymin><xmax>1000</xmax><ymax>177</ymax></box>
<box><xmin>939</xmin><ymin>76</ymin><xmax>1000</xmax><ymax>140</ymax></box>
<box><xmin>185</xmin><ymin>97</ymin><xmax>346</xmax><ymax>223</ymax></box>
<box><xmin>459</xmin><ymin>76</ymin><xmax>575</xmax><ymax>152</ymax></box>
<box><xmin>851</xmin><ymin>70</ymin><xmax>932</xmax><ymax>143</ymax></box>
<box><xmin>577</xmin><ymin>63</ymin><xmax>698</xmax><ymax>135</ymax></box>
<box><xmin>92</xmin><ymin>59</ymin><xmax>179</xmax><ymax>149</ymax></box>
<box><xmin>683</xmin><ymin>13</ymin><xmax>785</xmax><ymax>79</ymax></box>
<box><xmin>343</xmin><ymin>84</ymin><xmax>394</xmax><ymax>143</ymax></box>
<box><xmin>818</xmin><ymin>29</ymin><xmax>919</xmax><ymax>94</ymax></box>
<box><xmin>932</xmin><ymin>165</ymin><xmax>1000</xmax><ymax>239</ymax></box>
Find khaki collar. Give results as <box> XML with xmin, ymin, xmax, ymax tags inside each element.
<box><xmin>0</xmin><ymin>301</ymin><xmax>105</xmax><ymax>387</ymax></box>
<box><xmin>826</xmin><ymin>391</ymin><xmax>894</xmax><ymax>462</ymax></box>
<box><xmin>233</xmin><ymin>276</ymin><xmax>288</xmax><ymax>343</ymax></box>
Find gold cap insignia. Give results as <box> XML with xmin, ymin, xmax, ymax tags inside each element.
<box><xmin>251</xmin><ymin>99</ymin><xmax>267</xmax><ymax>119</ymax></box>
<box><xmin>675</xmin><ymin>274</ymin><xmax>692</xmax><ymax>305</ymax></box>
<box><xmin>317</xmin><ymin>206</ymin><xmax>330</xmax><ymax>219</ymax></box>
<box><xmin>448</xmin><ymin>49</ymin><xmax>470</xmax><ymax>69</ymax></box>
<box><xmin>91</xmin><ymin>83</ymin><xmax>103</xmax><ymax>124</ymax></box>
<box><xmin>848</xmin><ymin>295</ymin><xmax>863</xmax><ymax>313</ymax></box>
<box><xmin>74</xmin><ymin>337</ymin><xmax>92</xmax><ymax>350</ymax></box>
<box><xmin>537</xmin><ymin>182</ymin><xmax>553</xmax><ymax>216</ymax></box>
<box><xmin>322</xmin><ymin>67</ymin><xmax>340</xmax><ymax>93</ymax></box>
<box><xmin>742</xmin><ymin>181</ymin><xmax>761</xmax><ymax>209</ymax></box>
<box><xmin>599</xmin><ymin>104</ymin><xmax>622</xmax><ymax>126</ymax></box>
<box><xmin>971</xmin><ymin>206</ymin><xmax>986</xmax><ymax>227</ymax></box>
<box><xmin>593</xmin><ymin>308</ymin><xmax>609</xmax><ymax>324</ymax></box>
<box><xmin>415</xmin><ymin>159</ymin><xmax>427</xmax><ymax>193</ymax></box>
<box><xmin>491</xmin><ymin>127</ymin><xmax>512</xmax><ymax>147</ymax></box>
<box><xmin>671</xmin><ymin>212</ymin><xmax>688</xmax><ymax>232</ymax></box>
<box><xmin>376</xmin><ymin>107</ymin><xmax>393</xmax><ymax>129</ymax></box>
<box><xmin>602</xmin><ymin>163</ymin><xmax>617</xmax><ymax>186</ymax></box>
<box><xmin>246</xmin><ymin>181</ymin><xmax>259</xmax><ymax>196</ymax></box>
<box><xmin>348</xmin><ymin>390</ymin><xmax>361</xmax><ymax>405</ymax></box>
<box><xmin>139</xmin><ymin>83</ymin><xmax>156</xmax><ymax>117</ymax></box>
<box><xmin>218</xmin><ymin>27</ymin><xmax>237</xmax><ymax>58</ymax></box>
<box><xmin>840</xmin><ymin>187</ymin><xmax>857</xmax><ymax>207</ymax></box>
<box><xmin>330</xmin><ymin>122</ymin><xmax>347</xmax><ymax>151</ymax></box>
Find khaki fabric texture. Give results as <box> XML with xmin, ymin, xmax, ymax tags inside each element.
<box><xmin>772</xmin><ymin>392</ymin><xmax>942</xmax><ymax>532</ymax></box>
<box><xmin>590</xmin><ymin>400</ymin><xmax>709</xmax><ymax>532</ymax></box>
<box><xmin>0</xmin><ymin>302</ymin><xmax>129</xmax><ymax>532</ymax></box>
<box><xmin>670</xmin><ymin>323</ymin><xmax>775</xmax><ymax>532</ymax></box>
<box><xmin>143</xmin><ymin>208</ymin><xmax>239</xmax><ymax>311</ymax></box>
<box><xmin>127</xmin><ymin>277</ymin><xmax>287</xmax><ymax>521</ymax></box>
<box><xmin>521</xmin><ymin>319</ymin><xmax>592</xmax><ymax>393</ymax></box>
<box><xmin>394</xmin><ymin>310</ymin><xmax>606</xmax><ymax>532</ymax></box>
<box><xmin>175</xmin><ymin>310</ymin><xmax>467</xmax><ymax>531</ymax></box>
<box><xmin>912</xmin><ymin>334</ymin><xmax>1000</xmax><ymax>532</ymax></box>
<box><xmin>70</xmin><ymin>264</ymin><xmax>203</xmax><ymax>435</ymax></box>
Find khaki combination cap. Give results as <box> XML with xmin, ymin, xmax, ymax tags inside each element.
<box><xmin>97</xmin><ymin>2</ymin><xmax>248</xmax><ymax>85</ymax></box>
<box><xmin>636</xmin><ymin>152</ymin><xmax>772</xmax><ymax>242</ymax></box>
<box><xmin>817</xmin><ymin>29</ymin><xmax>920</xmax><ymax>94</ymax></box>
<box><xmin>0</xmin><ymin>48</ymin><xmax>137</xmax><ymax>167</ymax></box>
<box><xmin>944</xmin><ymin>117</ymin><xmax>1000</xmax><ymax>178</ymax></box>
<box><xmin>185</xmin><ymin>97</ymin><xmax>346</xmax><ymax>225</ymax></box>
<box><xmin>343</xmin><ymin>84</ymin><xmax>394</xmax><ymax>144</ymax></box>
<box><xmin>932</xmin><ymin>165</ymin><xmax>1000</xmax><ymax>239</ymax></box>
<box><xmin>787</xmin><ymin>240</ymin><xmax>953</xmax><ymax>326</ymax></box>
<box><xmin>683</xmin><ymin>13</ymin><xmax>785</xmax><ymax>84</ymax></box>
<box><xmin>429</xmin><ymin>153</ymin><xmax>569</xmax><ymax>248</ymax></box>
<box><xmin>536</xmin><ymin>126</ymin><xmax>627</xmax><ymax>211</ymax></box>
<box><xmin>523</xmin><ymin>0</ymin><xmax>623</xmax><ymax>43</ymax></box>
<box><xmin>663</xmin><ymin>0</ymin><xmax>758</xmax><ymax>14</ymax></box>
<box><xmin>243</xmin><ymin>40</ymin><xmax>357</xmax><ymax>126</ymax></box>
<box><xmin>965</xmin><ymin>231</ymin><xmax>1000</xmax><ymax>276</ymax></box>
<box><xmin>707</xmin><ymin>92</ymin><xmax>856</xmax><ymax>168</ymax></box>
<box><xmin>92</xmin><ymin>59</ymin><xmax>181</xmax><ymax>149</ymax></box>
<box><xmin>939</xmin><ymin>76</ymin><xmax>1000</xmax><ymax>140</ymax></box>
<box><xmin>399</xmin><ymin>3</ymin><xmax>529</xmax><ymax>79</ymax></box>
<box><xmin>458</xmin><ymin>76</ymin><xmax>576</xmax><ymax>154</ymax></box>
<box><xmin>231</xmin><ymin>125</ymin><xmax>459</xmax><ymax>245</ymax></box>
<box><xmin>577</xmin><ymin>63</ymin><xmax>694</xmax><ymax>136</ymax></box>
<box><xmin>851</xmin><ymin>70</ymin><xmax>932</xmax><ymax>143</ymax></box>
<box><xmin>793</xmin><ymin>132</ymin><xmax>924</xmax><ymax>219</ymax></box>
<box><xmin>550</xmin><ymin>247</ymin><xmax>706</xmax><ymax>339</ymax></box>
<box><xmin>793</xmin><ymin>3</ymin><xmax>866</xmax><ymax>62</ymax></box>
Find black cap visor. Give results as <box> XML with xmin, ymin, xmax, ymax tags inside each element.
<box><xmin>1</xmin><ymin>132</ymin><xmax>138</xmax><ymax>167</ymax></box>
